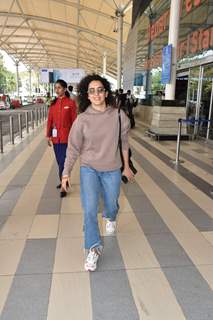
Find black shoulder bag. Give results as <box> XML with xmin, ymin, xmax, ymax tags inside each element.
<box><xmin>118</xmin><ymin>108</ymin><xmax>137</xmax><ymax>184</ymax></box>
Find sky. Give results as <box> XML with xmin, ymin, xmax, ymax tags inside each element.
<box><xmin>0</xmin><ymin>50</ymin><xmax>27</xmax><ymax>73</ymax></box>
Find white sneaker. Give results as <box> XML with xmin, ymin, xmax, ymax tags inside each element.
<box><xmin>106</xmin><ymin>220</ymin><xmax>117</xmax><ymax>235</ymax></box>
<box><xmin>84</xmin><ymin>248</ymin><xmax>100</xmax><ymax>272</ymax></box>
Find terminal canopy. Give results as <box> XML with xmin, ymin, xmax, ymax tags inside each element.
<box><xmin>0</xmin><ymin>0</ymin><xmax>132</xmax><ymax>77</ymax></box>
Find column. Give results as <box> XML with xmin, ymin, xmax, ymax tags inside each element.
<box><xmin>117</xmin><ymin>11</ymin><xmax>124</xmax><ymax>89</ymax></box>
<box><xmin>37</xmin><ymin>72</ymin><xmax>40</xmax><ymax>95</ymax></box>
<box><xmin>206</xmin><ymin>80</ymin><xmax>213</xmax><ymax>139</ymax></box>
<box><xmin>15</xmin><ymin>61</ymin><xmax>20</xmax><ymax>97</ymax></box>
<box><xmin>165</xmin><ymin>0</ymin><xmax>181</xmax><ymax>100</ymax></box>
<box><xmin>29</xmin><ymin>68</ymin><xmax>32</xmax><ymax>98</ymax></box>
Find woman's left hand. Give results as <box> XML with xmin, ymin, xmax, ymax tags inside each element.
<box><xmin>122</xmin><ymin>167</ymin><xmax>135</xmax><ymax>182</ymax></box>
<box><xmin>61</xmin><ymin>176</ymin><xmax>70</xmax><ymax>192</ymax></box>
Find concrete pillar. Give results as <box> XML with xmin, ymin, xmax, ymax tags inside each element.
<box><xmin>117</xmin><ymin>11</ymin><xmax>124</xmax><ymax>89</ymax></box>
<box><xmin>165</xmin><ymin>0</ymin><xmax>181</xmax><ymax>100</ymax></box>
<box><xmin>29</xmin><ymin>68</ymin><xmax>32</xmax><ymax>98</ymax></box>
<box><xmin>206</xmin><ymin>80</ymin><xmax>213</xmax><ymax>139</ymax></box>
<box><xmin>15</xmin><ymin>61</ymin><xmax>19</xmax><ymax>97</ymax></box>
<box><xmin>37</xmin><ymin>72</ymin><xmax>40</xmax><ymax>95</ymax></box>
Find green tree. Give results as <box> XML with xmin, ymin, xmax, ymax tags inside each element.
<box><xmin>0</xmin><ymin>53</ymin><xmax>16</xmax><ymax>94</ymax></box>
<box><xmin>151</xmin><ymin>69</ymin><xmax>164</xmax><ymax>94</ymax></box>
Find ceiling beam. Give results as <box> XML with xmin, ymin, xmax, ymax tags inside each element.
<box><xmin>6</xmin><ymin>45</ymin><xmax>115</xmax><ymax>66</ymax></box>
<box><xmin>0</xmin><ymin>11</ymin><xmax>117</xmax><ymax>44</ymax></box>
<box><xmin>1</xmin><ymin>26</ymin><xmax>118</xmax><ymax>52</ymax></box>
<box><xmin>6</xmin><ymin>40</ymin><xmax>111</xmax><ymax>57</ymax></box>
<box><xmin>50</xmin><ymin>0</ymin><xmax>130</xmax><ymax>26</ymax></box>
<box><xmin>15</xmin><ymin>0</ymin><xmax>56</xmax><ymax>67</ymax></box>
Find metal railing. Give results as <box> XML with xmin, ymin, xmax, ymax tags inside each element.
<box><xmin>175</xmin><ymin>118</ymin><xmax>213</xmax><ymax>164</ymax></box>
<box><xmin>0</xmin><ymin>105</ymin><xmax>48</xmax><ymax>154</ymax></box>
<box><xmin>0</xmin><ymin>120</ymin><xmax>3</xmax><ymax>154</ymax></box>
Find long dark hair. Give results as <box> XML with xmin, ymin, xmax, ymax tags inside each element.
<box><xmin>77</xmin><ymin>74</ymin><xmax>115</xmax><ymax>113</ymax></box>
<box><xmin>50</xmin><ymin>79</ymin><xmax>70</xmax><ymax>105</ymax></box>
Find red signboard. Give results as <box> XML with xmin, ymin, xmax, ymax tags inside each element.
<box><xmin>178</xmin><ymin>25</ymin><xmax>213</xmax><ymax>59</ymax></box>
<box><xmin>185</xmin><ymin>0</ymin><xmax>203</xmax><ymax>13</ymax></box>
<box><xmin>144</xmin><ymin>25</ymin><xmax>213</xmax><ymax>70</ymax></box>
<box><xmin>147</xmin><ymin>0</ymin><xmax>206</xmax><ymax>44</ymax></box>
<box><xmin>147</xmin><ymin>10</ymin><xmax>170</xmax><ymax>42</ymax></box>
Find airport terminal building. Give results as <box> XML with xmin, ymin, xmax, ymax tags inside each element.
<box><xmin>124</xmin><ymin>0</ymin><xmax>213</xmax><ymax>140</ymax></box>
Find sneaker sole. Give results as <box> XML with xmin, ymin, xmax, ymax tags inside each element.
<box><xmin>105</xmin><ymin>231</ymin><xmax>116</xmax><ymax>236</ymax></box>
<box><xmin>84</xmin><ymin>265</ymin><xmax>96</xmax><ymax>272</ymax></box>
<box><xmin>105</xmin><ymin>228</ymin><xmax>116</xmax><ymax>236</ymax></box>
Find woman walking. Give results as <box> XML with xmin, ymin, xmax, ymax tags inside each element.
<box><xmin>46</xmin><ymin>79</ymin><xmax>77</xmax><ymax>197</ymax></box>
<box><xmin>61</xmin><ymin>74</ymin><xmax>134</xmax><ymax>271</ymax></box>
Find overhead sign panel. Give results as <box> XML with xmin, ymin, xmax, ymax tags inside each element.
<box><xmin>40</xmin><ymin>68</ymin><xmax>85</xmax><ymax>84</ymax></box>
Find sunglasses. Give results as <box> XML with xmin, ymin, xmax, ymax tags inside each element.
<box><xmin>88</xmin><ymin>87</ymin><xmax>106</xmax><ymax>95</ymax></box>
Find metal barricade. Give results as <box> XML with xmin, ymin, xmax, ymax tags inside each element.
<box><xmin>18</xmin><ymin>113</ymin><xmax>23</xmax><ymax>139</ymax></box>
<box><xmin>31</xmin><ymin>110</ymin><xmax>34</xmax><ymax>129</ymax></box>
<box><xmin>175</xmin><ymin>119</ymin><xmax>182</xmax><ymax>164</ymax></box>
<box><xmin>0</xmin><ymin>106</ymin><xmax>47</xmax><ymax>152</ymax></box>
<box><xmin>44</xmin><ymin>106</ymin><xmax>47</xmax><ymax>119</ymax></box>
<box><xmin>35</xmin><ymin>109</ymin><xmax>38</xmax><ymax>126</ymax></box>
<box><xmin>41</xmin><ymin>107</ymin><xmax>44</xmax><ymax>121</ymax></box>
<box><xmin>175</xmin><ymin>118</ymin><xmax>213</xmax><ymax>164</ymax></box>
<box><xmin>0</xmin><ymin>121</ymin><xmax>3</xmax><ymax>153</ymax></box>
<box><xmin>9</xmin><ymin>115</ymin><xmax>14</xmax><ymax>145</ymax></box>
<box><xmin>45</xmin><ymin>105</ymin><xmax>48</xmax><ymax>119</ymax></box>
<box><xmin>25</xmin><ymin>112</ymin><xmax>29</xmax><ymax>134</ymax></box>
<box><xmin>39</xmin><ymin>108</ymin><xmax>42</xmax><ymax>124</ymax></box>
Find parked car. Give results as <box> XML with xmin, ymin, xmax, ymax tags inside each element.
<box><xmin>0</xmin><ymin>100</ymin><xmax>8</xmax><ymax>110</ymax></box>
<box><xmin>10</xmin><ymin>98</ymin><xmax>22</xmax><ymax>109</ymax></box>
<box><xmin>35</xmin><ymin>97</ymin><xmax>45</xmax><ymax>104</ymax></box>
<box><xmin>0</xmin><ymin>95</ymin><xmax>11</xmax><ymax>110</ymax></box>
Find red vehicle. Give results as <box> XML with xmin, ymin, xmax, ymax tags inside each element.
<box><xmin>36</xmin><ymin>97</ymin><xmax>44</xmax><ymax>104</ymax></box>
<box><xmin>11</xmin><ymin>98</ymin><xmax>22</xmax><ymax>109</ymax></box>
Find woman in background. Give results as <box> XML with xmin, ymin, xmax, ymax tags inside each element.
<box><xmin>46</xmin><ymin>79</ymin><xmax>77</xmax><ymax>197</ymax></box>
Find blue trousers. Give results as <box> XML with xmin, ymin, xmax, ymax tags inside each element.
<box><xmin>53</xmin><ymin>143</ymin><xmax>68</xmax><ymax>180</ymax></box>
<box><xmin>80</xmin><ymin>166</ymin><xmax>121</xmax><ymax>250</ymax></box>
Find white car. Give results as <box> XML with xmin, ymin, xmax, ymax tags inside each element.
<box><xmin>0</xmin><ymin>100</ymin><xmax>10</xmax><ymax>110</ymax></box>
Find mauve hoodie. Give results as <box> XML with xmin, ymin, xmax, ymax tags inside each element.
<box><xmin>62</xmin><ymin>105</ymin><xmax>130</xmax><ymax>176</ymax></box>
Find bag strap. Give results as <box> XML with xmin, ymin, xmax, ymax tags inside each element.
<box><xmin>118</xmin><ymin>103</ymin><xmax>122</xmax><ymax>149</ymax></box>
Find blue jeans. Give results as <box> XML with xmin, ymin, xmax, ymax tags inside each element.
<box><xmin>80</xmin><ymin>166</ymin><xmax>121</xmax><ymax>250</ymax></box>
<box><xmin>53</xmin><ymin>143</ymin><xmax>68</xmax><ymax>180</ymax></box>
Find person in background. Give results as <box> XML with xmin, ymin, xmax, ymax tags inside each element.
<box><xmin>68</xmin><ymin>85</ymin><xmax>76</xmax><ymax>100</ymax></box>
<box><xmin>117</xmin><ymin>88</ymin><xmax>127</xmax><ymax>111</ymax></box>
<box><xmin>46</xmin><ymin>79</ymin><xmax>77</xmax><ymax>197</ymax></box>
<box><xmin>61</xmin><ymin>74</ymin><xmax>134</xmax><ymax>272</ymax></box>
<box><xmin>114</xmin><ymin>89</ymin><xmax>119</xmax><ymax>106</ymax></box>
<box><xmin>68</xmin><ymin>85</ymin><xmax>78</xmax><ymax>114</ymax></box>
<box><xmin>126</xmin><ymin>89</ymin><xmax>136</xmax><ymax>128</ymax></box>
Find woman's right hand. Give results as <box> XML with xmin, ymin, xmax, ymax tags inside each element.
<box><xmin>47</xmin><ymin>137</ymin><xmax>52</xmax><ymax>147</ymax></box>
<box><xmin>61</xmin><ymin>176</ymin><xmax>70</xmax><ymax>192</ymax></box>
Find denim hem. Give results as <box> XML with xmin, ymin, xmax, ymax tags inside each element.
<box><xmin>85</xmin><ymin>243</ymin><xmax>103</xmax><ymax>252</ymax></box>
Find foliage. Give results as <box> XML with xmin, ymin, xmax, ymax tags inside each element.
<box><xmin>0</xmin><ymin>53</ymin><xmax>16</xmax><ymax>94</ymax></box>
<box><xmin>151</xmin><ymin>68</ymin><xmax>164</xmax><ymax>94</ymax></box>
